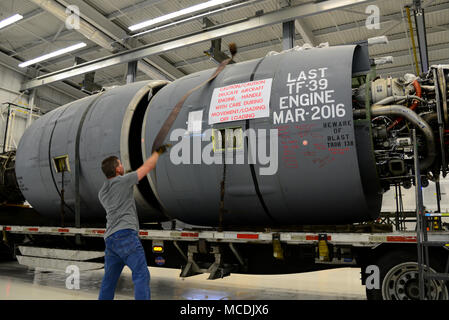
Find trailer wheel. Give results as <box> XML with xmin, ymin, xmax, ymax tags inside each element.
<box><xmin>366</xmin><ymin>251</ymin><xmax>448</xmax><ymax>300</ymax></box>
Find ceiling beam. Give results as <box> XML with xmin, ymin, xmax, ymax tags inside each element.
<box><xmin>49</xmin><ymin>0</ymin><xmax>184</xmax><ymax>80</ymax></box>
<box><xmin>28</xmin><ymin>0</ymin><xmax>115</xmax><ymax>51</ymax></box>
<box><xmin>5</xmin><ymin>0</ymin><xmax>158</xmax><ymax>56</ymax></box>
<box><xmin>26</xmin><ymin>0</ymin><xmax>178</xmax><ymax>81</ymax></box>
<box><xmin>174</xmin><ymin>23</ymin><xmax>449</xmax><ymax>69</ymax></box>
<box><xmin>314</xmin><ymin>1</ymin><xmax>449</xmax><ymax>36</ymax></box>
<box><xmin>10</xmin><ymin>0</ymin><xmax>262</xmax><ymax>74</ymax></box>
<box><xmin>57</xmin><ymin>0</ymin><xmax>128</xmax><ymax>41</ymax></box>
<box><xmin>21</xmin><ymin>0</ymin><xmax>376</xmax><ymax>90</ymax></box>
<box><xmin>295</xmin><ymin>19</ymin><xmax>317</xmax><ymax>46</ymax></box>
<box><xmin>9</xmin><ymin>0</ymin><xmax>449</xmax><ymax>65</ymax></box>
<box><xmin>4</xmin><ymin>1</ymin><xmax>160</xmax><ymax>56</ymax></box>
<box><xmin>172</xmin><ymin>1</ymin><xmax>449</xmax><ymax>68</ymax></box>
<box><xmin>15</xmin><ymin>0</ymin><xmax>448</xmax><ymax>77</ymax></box>
<box><xmin>0</xmin><ymin>50</ymin><xmax>88</xmax><ymax>100</ymax></box>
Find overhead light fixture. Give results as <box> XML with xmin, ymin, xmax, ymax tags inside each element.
<box><xmin>19</xmin><ymin>42</ymin><xmax>87</xmax><ymax>68</ymax></box>
<box><xmin>129</xmin><ymin>0</ymin><xmax>234</xmax><ymax>31</ymax></box>
<box><xmin>130</xmin><ymin>0</ymin><xmax>261</xmax><ymax>39</ymax></box>
<box><xmin>0</xmin><ymin>14</ymin><xmax>23</xmax><ymax>30</ymax></box>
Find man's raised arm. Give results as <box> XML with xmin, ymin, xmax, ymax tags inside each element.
<box><xmin>136</xmin><ymin>144</ymin><xmax>170</xmax><ymax>181</ymax></box>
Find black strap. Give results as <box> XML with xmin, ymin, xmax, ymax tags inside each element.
<box><xmin>74</xmin><ymin>92</ymin><xmax>105</xmax><ymax>228</ymax></box>
<box><xmin>152</xmin><ymin>57</ymin><xmax>235</xmax><ymax>153</ymax></box>
<box><xmin>48</xmin><ymin>104</ymin><xmax>76</xmax><ymax>216</ymax></box>
<box><xmin>151</xmin><ymin>56</ymin><xmax>235</xmax><ymax>227</ymax></box>
<box><xmin>247</xmin><ymin>57</ymin><xmax>276</xmax><ymax>224</ymax></box>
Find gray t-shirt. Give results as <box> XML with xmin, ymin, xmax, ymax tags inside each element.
<box><xmin>98</xmin><ymin>171</ymin><xmax>139</xmax><ymax>239</ymax></box>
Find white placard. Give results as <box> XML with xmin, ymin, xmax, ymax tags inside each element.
<box><xmin>208</xmin><ymin>78</ymin><xmax>272</xmax><ymax>125</ymax></box>
<box><xmin>187</xmin><ymin>110</ymin><xmax>203</xmax><ymax>133</ymax></box>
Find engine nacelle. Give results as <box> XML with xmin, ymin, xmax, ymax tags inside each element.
<box><xmin>9</xmin><ymin>45</ymin><xmax>449</xmax><ymax>228</ymax></box>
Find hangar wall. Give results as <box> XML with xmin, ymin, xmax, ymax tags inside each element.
<box><xmin>0</xmin><ymin>64</ymin><xmax>76</xmax><ymax>152</ymax></box>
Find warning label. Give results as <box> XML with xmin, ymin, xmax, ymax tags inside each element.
<box><xmin>208</xmin><ymin>78</ymin><xmax>272</xmax><ymax>124</ymax></box>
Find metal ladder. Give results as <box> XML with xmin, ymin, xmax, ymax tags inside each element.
<box><xmin>413</xmin><ymin>129</ymin><xmax>449</xmax><ymax>300</ymax></box>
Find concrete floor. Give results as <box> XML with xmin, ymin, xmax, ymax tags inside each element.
<box><xmin>0</xmin><ymin>261</ymin><xmax>367</xmax><ymax>300</ymax></box>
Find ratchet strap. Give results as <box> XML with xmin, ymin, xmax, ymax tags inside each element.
<box><xmin>151</xmin><ymin>43</ymin><xmax>237</xmax><ymax>153</ymax></box>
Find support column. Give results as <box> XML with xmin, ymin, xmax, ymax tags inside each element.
<box><xmin>282</xmin><ymin>20</ymin><xmax>295</xmax><ymax>50</ymax></box>
<box><xmin>27</xmin><ymin>89</ymin><xmax>36</xmax><ymax>128</ymax></box>
<box><xmin>126</xmin><ymin>60</ymin><xmax>138</xmax><ymax>83</ymax></box>
<box><xmin>414</xmin><ymin>0</ymin><xmax>429</xmax><ymax>73</ymax></box>
<box><xmin>202</xmin><ymin>17</ymin><xmax>231</xmax><ymax>64</ymax></box>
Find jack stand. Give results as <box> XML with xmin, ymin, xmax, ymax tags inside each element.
<box><xmin>272</xmin><ymin>233</ymin><xmax>284</xmax><ymax>260</ymax></box>
<box><xmin>75</xmin><ymin>234</ymin><xmax>82</xmax><ymax>246</ymax></box>
<box><xmin>180</xmin><ymin>245</ymin><xmax>202</xmax><ymax>278</ymax></box>
<box><xmin>207</xmin><ymin>246</ymin><xmax>229</xmax><ymax>280</ymax></box>
<box><xmin>180</xmin><ymin>245</ymin><xmax>233</xmax><ymax>280</ymax></box>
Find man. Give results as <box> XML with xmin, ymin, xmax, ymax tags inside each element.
<box><xmin>98</xmin><ymin>145</ymin><xmax>169</xmax><ymax>300</ymax></box>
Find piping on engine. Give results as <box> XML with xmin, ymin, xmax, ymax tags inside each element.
<box><xmin>353</xmin><ymin>65</ymin><xmax>449</xmax><ymax>191</ymax></box>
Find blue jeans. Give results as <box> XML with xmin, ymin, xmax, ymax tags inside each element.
<box><xmin>98</xmin><ymin>229</ymin><xmax>150</xmax><ymax>300</ymax></box>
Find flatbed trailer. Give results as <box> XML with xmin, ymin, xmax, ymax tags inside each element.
<box><xmin>1</xmin><ymin>223</ymin><xmax>448</xmax><ymax>300</ymax></box>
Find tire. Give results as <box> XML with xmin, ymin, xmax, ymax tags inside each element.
<box><xmin>365</xmin><ymin>250</ymin><xmax>448</xmax><ymax>300</ymax></box>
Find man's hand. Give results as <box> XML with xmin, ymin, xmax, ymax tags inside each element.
<box><xmin>156</xmin><ymin>144</ymin><xmax>171</xmax><ymax>155</ymax></box>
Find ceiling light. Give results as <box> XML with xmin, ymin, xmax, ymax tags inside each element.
<box><xmin>129</xmin><ymin>0</ymin><xmax>234</xmax><ymax>31</ymax></box>
<box><xmin>0</xmin><ymin>14</ymin><xmax>23</xmax><ymax>30</ymax></box>
<box><xmin>19</xmin><ymin>42</ymin><xmax>87</xmax><ymax>68</ymax></box>
<box><xmin>131</xmin><ymin>0</ymin><xmax>261</xmax><ymax>39</ymax></box>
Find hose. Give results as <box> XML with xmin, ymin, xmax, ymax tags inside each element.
<box><xmin>387</xmin><ymin>80</ymin><xmax>422</xmax><ymax>131</ymax></box>
<box><xmin>354</xmin><ymin>105</ymin><xmax>436</xmax><ymax>169</ymax></box>
<box><xmin>420</xmin><ymin>85</ymin><xmax>435</xmax><ymax>91</ymax></box>
<box><xmin>421</xmin><ymin>112</ymin><xmax>438</xmax><ymax>124</ymax></box>
<box><xmin>409</xmin><ymin>80</ymin><xmax>422</xmax><ymax>112</ymax></box>
<box><xmin>375</xmin><ymin>94</ymin><xmax>426</xmax><ymax>106</ymax></box>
